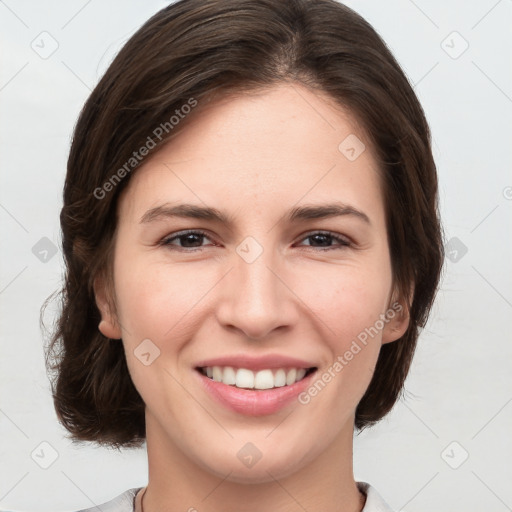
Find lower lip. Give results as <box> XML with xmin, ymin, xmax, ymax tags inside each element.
<box><xmin>195</xmin><ymin>369</ymin><xmax>317</xmax><ymax>416</ymax></box>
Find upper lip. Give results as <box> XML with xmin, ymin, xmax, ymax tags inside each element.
<box><xmin>195</xmin><ymin>354</ymin><xmax>317</xmax><ymax>372</ymax></box>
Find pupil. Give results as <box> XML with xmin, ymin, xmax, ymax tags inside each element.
<box><xmin>182</xmin><ymin>234</ymin><xmax>201</xmax><ymax>247</ymax></box>
<box><xmin>312</xmin><ymin>234</ymin><xmax>330</xmax><ymax>246</ymax></box>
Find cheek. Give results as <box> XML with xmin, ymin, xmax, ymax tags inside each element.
<box><xmin>296</xmin><ymin>261</ymin><xmax>393</xmax><ymax>342</ymax></box>
<box><xmin>295</xmin><ymin>260</ymin><xmax>392</xmax><ymax>403</ymax></box>
<box><xmin>114</xmin><ymin>255</ymin><xmax>205</xmax><ymax>342</ymax></box>
<box><xmin>112</xmin><ymin>260</ymin><xmax>199</xmax><ymax>407</ymax></box>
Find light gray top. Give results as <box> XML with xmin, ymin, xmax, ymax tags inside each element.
<box><xmin>74</xmin><ymin>482</ymin><xmax>395</xmax><ymax>512</ymax></box>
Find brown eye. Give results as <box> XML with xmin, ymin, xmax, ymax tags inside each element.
<box><xmin>297</xmin><ymin>231</ymin><xmax>351</xmax><ymax>250</ymax></box>
<box><xmin>160</xmin><ymin>230</ymin><xmax>214</xmax><ymax>250</ymax></box>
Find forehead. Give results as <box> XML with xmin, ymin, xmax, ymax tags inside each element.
<box><xmin>117</xmin><ymin>83</ymin><xmax>383</xmax><ymax>223</ymax></box>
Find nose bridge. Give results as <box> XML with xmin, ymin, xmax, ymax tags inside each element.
<box><xmin>217</xmin><ymin>235</ymin><xmax>295</xmax><ymax>340</ymax></box>
<box><xmin>237</xmin><ymin>239</ymin><xmax>279</xmax><ymax>305</ymax></box>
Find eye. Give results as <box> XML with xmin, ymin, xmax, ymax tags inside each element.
<box><xmin>160</xmin><ymin>230</ymin><xmax>214</xmax><ymax>251</ymax></box>
<box><xmin>159</xmin><ymin>230</ymin><xmax>351</xmax><ymax>252</ymax></box>
<box><xmin>296</xmin><ymin>231</ymin><xmax>351</xmax><ymax>250</ymax></box>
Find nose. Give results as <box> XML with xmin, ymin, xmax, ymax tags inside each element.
<box><xmin>215</xmin><ymin>243</ymin><xmax>299</xmax><ymax>341</ymax></box>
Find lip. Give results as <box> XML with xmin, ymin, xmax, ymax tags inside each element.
<box><xmin>194</xmin><ymin>354</ymin><xmax>316</xmax><ymax>372</ymax></box>
<box><xmin>195</xmin><ymin>366</ymin><xmax>317</xmax><ymax>416</ymax></box>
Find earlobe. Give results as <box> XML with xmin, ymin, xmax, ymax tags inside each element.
<box><xmin>381</xmin><ymin>305</ymin><xmax>410</xmax><ymax>344</ymax></box>
<box><xmin>98</xmin><ymin>318</ymin><xmax>122</xmax><ymax>340</ymax></box>
<box><xmin>94</xmin><ymin>275</ymin><xmax>122</xmax><ymax>340</ymax></box>
<box><xmin>381</xmin><ymin>287</ymin><xmax>413</xmax><ymax>344</ymax></box>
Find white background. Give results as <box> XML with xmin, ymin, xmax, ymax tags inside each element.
<box><xmin>1</xmin><ymin>1</ymin><xmax>511</xmax><ymax>511</ymax></box>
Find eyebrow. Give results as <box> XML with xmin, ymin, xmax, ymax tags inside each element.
<box><xmin>139</xmin><ymin>202</ymin><xmax>371</xmax><ymax>226</ymax></box>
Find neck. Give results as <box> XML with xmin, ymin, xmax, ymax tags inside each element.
<box><xmin>141</xmin><ymin>412</ymin><xmax>365</xmax><ymax>512</ymax></box>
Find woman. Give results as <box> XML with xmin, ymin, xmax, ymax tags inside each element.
<box><xmin>44</xmin><ymin>0</ymin><xmax>443</xmax><ymax>510</ymax></box>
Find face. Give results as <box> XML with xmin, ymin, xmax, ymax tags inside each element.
<box><xmin>96</xmin><ymin>83</ymin><xmax>409</xmax><ymax>483</ymax></box>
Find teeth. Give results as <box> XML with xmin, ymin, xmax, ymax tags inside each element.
<box><xmin>254</xmin><ymin>369</ymin><xmax>273</xmax><ymax>390</ymax></box>
<box><xmin>236</xmin><ymin>368</ymin><xmax>254</xmax><ymax>389</ymax></box>
<box><xmin>274</xmin><ymin>369</ymin><xmax>286</xmax><ymax>387</ymax></box>
<box><xmin>286</xmin><ymin>368</ymin><xmax>296</xmax><ymax>386</ymax></box>
<box><xmin>223</xmin><ymin>366</ymin><xmax>236</xmax><ymax>385</ymax></box>
<box><xmin>201</xmin><ymin>366</ymin><xmax>312</xmax><ymax>389</ymax></box>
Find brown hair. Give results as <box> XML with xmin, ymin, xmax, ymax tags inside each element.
<box><xmin>43</xmin><ymin>0</ymin><xmax>444</xmax><ymax>449</ymax></box>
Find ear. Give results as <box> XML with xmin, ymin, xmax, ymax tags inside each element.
<box><xmin>93</xmin><ymin>274</ymin><xmax>122</xmax><ymax>340</ymax></box>
<box><xmin>381</xmin><ymin>286</ymin><xmax>413</xmax><ymax>345</ymax></box>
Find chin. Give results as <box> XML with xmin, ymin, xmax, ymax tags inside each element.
<box><xmin>197</xmin><ymin>444</ymin><xmax>313</xmax><ymax>485</ymax></box>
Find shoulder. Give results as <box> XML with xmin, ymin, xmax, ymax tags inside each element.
<box><xmin>73</xmin><ymin>487</ymin><xmax>143</xmax><ymax>512</ymax></box>
<box><xmin>357</xmin><ymin>481</ymin><xmax>396</xmax><ymax>512</ymax></box>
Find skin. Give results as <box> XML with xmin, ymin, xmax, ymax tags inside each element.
<box><xmin>95</xmin><ymin>82</ymin><xmax>410</xmax><ymax>512</ymax></box>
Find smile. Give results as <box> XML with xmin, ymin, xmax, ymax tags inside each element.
<box><xmin>195</xmin><ymin>365</ymin><xmax>318</xmax><ymax>416</ymax></box>
<box><xmin>197</xmin><ymin>366</ymin><xmax>317</xmax><ymax>390</ymax></box>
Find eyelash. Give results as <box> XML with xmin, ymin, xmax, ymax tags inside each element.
<box><xmin>159</xmin><ymin>229</ymin><xmax>352</xmax><ymax>252</ymax></box>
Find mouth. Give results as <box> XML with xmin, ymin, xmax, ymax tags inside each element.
<box><xmin>195</xmin><ymin>365</ymin><xmax>317</xmax><ymax>391</ymax></box>
<box><xmin>195</xmin><ymin>364</ymin><xmax>319</xmax><ymax>416</ymax></box>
